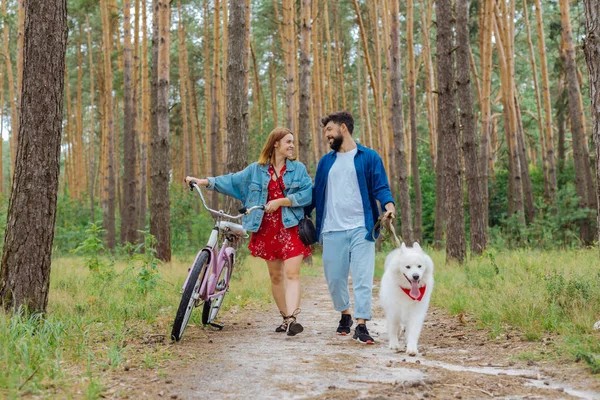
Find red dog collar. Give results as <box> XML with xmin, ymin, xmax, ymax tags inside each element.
<box><xmin>401</xmin><ymin>285</ymin><xmax>427</xmax><ymax>301</ymax></box>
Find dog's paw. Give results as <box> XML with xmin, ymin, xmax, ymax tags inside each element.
<box><xmin>388</xmin><ymin>341</ymin><xmax>401</xmax><ymax>351</ymax></box>
<box><xmin>406</xmin><ymin>346</ymin><xmax>418</xmax><ymax>356</ymax></box>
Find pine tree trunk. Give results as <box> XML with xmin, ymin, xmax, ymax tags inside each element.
<box><xmin>559</xmin><ymin>0</ymin><xmax>595</xmax><ymax>244</ymax></box>
<box><xmin>457</xmin><ymin>0</ymin><xmax>486</xmax><ymax>254</ymax></box>
<box><xmin>283</xmin><ymin>0</ymin><xmax>296</xmax><ymax>134</ymax></box>
<box><xmin>224</xmin><ymin>0</ymin><xmax>249</xmax><ymax>213</ymax></box>
<box><xmin>532</xmin><ymin>0</ymin><xmax>557</xmax><ymax>201</ymax></box>
<box><xmin>150</xmin><ymin>0</ymin><xmax>171</xmax><ymax>261</ymax></box>
<box><xmin>390</xmin><ymin>0</ymin><xmax>413</xmax><ymax>244</ymax></box>
<box><xmin>298</xmin><ymin>0</ymin><xmax>311</xmax><ymax>166</ymax></box>
<box><xmin>582</xmin><ymin>0</ymin><xmax>600</xmax><ymax>244</ymax></box>
<box><xmin>479</xmin><ymin>0</ymin><xmax>493</xmax><ymax>228</ymax></box>
<box><xmin>177</xmin><ymin>0</ymin><xmax>191</xmax><ymax>183</ymax></box>
<box><xmin>420</xmin><ymin>0</ymin><xmax>437</xmax><ymax>167</ymax></box>
<box><xmin>122</xmin><ymin>0</ymin><xmax>138</xmax><ymax>245</ymax></box>
<box><xmin>515</xmin><ymin>98</ymin><xmax>536</xmax><ymax>223</ymax></box>
<box><xmin>138</xmin><ymin>0</ymin><xmax>149</xmax><ymax>234</ymax></box>
<box><xmin>76</xmin><ymin>27</ymin><xmax>86</xmax><ymax>200</ymax></box>
<box><xmin>86</xmin><ymin>16</ymin><xmax>97</xmax><ymax>222</ymax></box>
<box><xmin>210</xmin><ymin>0</ymin><xmax>221</xmax><ymax>208</ymax></box>
<box><xmin>406</xmin><ymin>0</ymin><xmax>422</xmax><ymax>243</ymax></box>
<box><xmin>437</xmin><ymin>0</ymin><xmax>465</xmax><ymax>263</ymax></box>
<box><xmin>0</xmin><ymin>0</ymin><xmax>67</xmax><ymax>313</ymax></box>
<box><xmin>523</xmin><ymin>0</ymin><xmax>550</xmax><ymax>200</ymax></box>
<box><xmin>101</xmin><ymin>0</ymin><xmax>117</xmax><ymax>249</ymax></box>
<box><xmin>493</xmin><ymin>11</ymin><xmax>525</xmax><ymax>223</ymax></box>
<box><xmin>3</xmin><ymin>0</ymin><xmax>18</xmax><ymax>181</ymax></box>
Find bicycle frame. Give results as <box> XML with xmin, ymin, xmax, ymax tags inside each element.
<box><xmin>181</xmin><ymin>182</ymin><xmax>262</xmax><ymax>307</ymax></box>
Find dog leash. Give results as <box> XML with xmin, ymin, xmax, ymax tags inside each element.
<box><xmin>372</xmin><ymin>215</ymin><xmax>402</xmax><ymax>248</ymax></box>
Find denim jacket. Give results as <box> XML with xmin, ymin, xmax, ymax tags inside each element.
<box><xmin>206</xmin><ymin>159</ymin><xmax>313</xmax><ymax>232</ymax></box>
<box><xmin>305</xmin><ymin>143</ymin><xmax>395</xmax><ymax>242</ymax></box>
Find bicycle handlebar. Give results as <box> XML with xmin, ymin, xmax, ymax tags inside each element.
<box><xmin>189</xmin><ymin>181</ymin><xmax>265</xmax><ymax>219</ymax></box>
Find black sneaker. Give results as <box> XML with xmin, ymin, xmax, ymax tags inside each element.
<box><xmin>353</xmin><ymin>323</ymin><xmax>374</xmax><ymax>344</ymax></box>
<box><xmin>336</xmin><ymin>314</ymin><xmax>353</xmax><ymax>335</ymax></box>
<box><xmin>287</xmin><ymin>320</ymin><xmax>304</xmax><ymax>336</ymax></box>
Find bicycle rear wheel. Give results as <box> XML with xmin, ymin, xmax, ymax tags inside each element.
<box><xmin>202</xmin><ymin>256</ymin><xmax>232</xmax><ymax>326</ymax></box>
<box><xmin>171</xmin><ymin>250</ymin><xmax>210</xmax><ymax>341</ymax></box>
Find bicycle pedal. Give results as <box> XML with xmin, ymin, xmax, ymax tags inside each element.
<box><xmin>209</xmin><ymin>322</ymin><xmax>224</xmax><ymax>330</ymax></box>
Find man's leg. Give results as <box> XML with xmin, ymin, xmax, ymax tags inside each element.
<box><xmin>322</xmin><ymin>230</ymin><xmax>351</xmax><ymax>313</ymax></box>
<box><xmin>349</xmin><ymin>227</ymin><xmax>376</xmax><ymax>343</ymax></box>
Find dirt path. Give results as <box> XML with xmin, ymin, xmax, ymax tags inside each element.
<box><xmin>111</xmin><ymin>275</ymin><xmax>600</xmax><ymax>399</ymax></box>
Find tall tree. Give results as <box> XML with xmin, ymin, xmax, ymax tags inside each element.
<box><xmin>582</xmin><ymin>0</ymin><xmax>600</xmax><ymax>244</ymax></box>
<box><xmin>3</xmin><ymin>0</ymin><xmax>18</xmax><ymax>179</ymax></box>
<box><xmin>0</xmin><ymin>0</ymin><xmax>67</xmax><ymax>313</ymax></box>
<box><xmin>210</xmin><ymin>0</ymin><xmax>221</xmax><ymax>207</ymax></box>
<box><xmin>224</xmin><ymin>0</ymin><xmax>249</xmax><ymax>212</ymax></box>
<box><xmin>138</xmin><ymin>0</ymin><xmax>150</xmax><ymax>236</ymax></box>
<box><xmin>437</xmin><ymin>0</ymin><xmax>465</xmax><ymax>263</ymax></box>
<box><xmin>121</xmin><ymin>0</ymin><xmax>138</xmax><ymax>245</ymax></box>
<box><xmin>298</xmin><ymin>0</ymin><xmax>311</xmax><ymax>166</ymax></box>
<box><xmin>406</xmin><ymin>0</ymin><xmax>423</xmax><ymax>242</ymax></box>
<box><xmin>101</xmin><ymin>0</ymin><xmax>117</xmax><ymax>249</ymax></box>
<box><xmin>150</xmin><ymin>0</ymin><xmax>171</xmax><ymax>261</ymax></box>
<box><xmin>390</xmin><ymin>0</ymin><xmax>413</xmax><ymax>244</ymax></box>
<box><xmin>559</xmin><ymin>0</ymin><xmax>596</xmax><ymax>244</ymax></box>
<box><xmin>457</xmin><ymin>0</ymin><xmax>486</xmax><ymax>254</ymax></box>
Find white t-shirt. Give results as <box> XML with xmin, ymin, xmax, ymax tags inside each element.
<box><xmin>322</xmin><ymin>147</ymin><xmax>365</xmax><ymax>232</ymax></box>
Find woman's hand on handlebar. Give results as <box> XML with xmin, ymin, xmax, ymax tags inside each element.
<box><xmin>185</xmin><ymin>176</ymin><xmax>209</xmax><ymax>187</ymax></box>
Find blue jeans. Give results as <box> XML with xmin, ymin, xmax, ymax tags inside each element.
<box><xmin>321</xmin><ymin>227</ymin><xmax>376</xmax><ymax>320</ymax></box>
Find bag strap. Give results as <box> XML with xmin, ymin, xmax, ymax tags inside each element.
<box><xmin>272</xmin><ymin>165</ymin><xmax>302</xmax><ymax>222</ymax></box>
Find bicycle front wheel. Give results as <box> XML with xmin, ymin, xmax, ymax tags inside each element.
<box><xmin>171</xmin><ymin>250</ymin><xmax>210</xmax><ymax>341</ymax></box>
<box><xmin>202</xmin><ymin>256</ymin><xmax>232</xmax><ymax>326</ymax></box>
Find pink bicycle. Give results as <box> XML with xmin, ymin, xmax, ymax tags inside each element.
<box><xmin>171</xmin><ymin>182</ymin><xmax>264</xmax><ymax>341</ymax></box>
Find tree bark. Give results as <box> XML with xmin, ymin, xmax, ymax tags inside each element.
<box><xmin>0</xmin><ymin>0</ymin><xmax>67</xmax><ymax>313</ymax></box>
<box><xmin>224</xmin><ymin>0</ymin><xmax>249</xmax><ymax>213</ymax></box>
<box><xmin>101</xmin><ymin>0</ymin><xmax>117</xmax><ymax>249</ymax></box>
<box><xmin>559</xmin><ymin>0</ymin><xmax>595</xmax><ymax>244</ymax></box>
<box><xmin>390</xmin><ymin>0</ymin><xmax>413</xmax><ymax>244</ymax></box>
<box><xmin>582</xmin><ymin>0</ymin><xmax>600</xmax><ymax>245</ymax></box>
<box><xmin>457</xmin><ymin>0</ymin><xmax>486</xmax><ymax>254</ymax></box>
<box><xmin>407</xmin><ymin>0</ymin><xmax>422</xmax><ymax>243</ymax></box>
<box><xmin>437</xmin><ymin>0</ymin><xmax>465</xmax><ymax>263</ymax></box>
<box><xmin>299</xmin><ymin>0</ymin><xmax>311</xmax><ymax>167</ymax></box>
<box><xmin>122</xmin><ymin>0</ymin><xmax>138</xmax><ymax>245</ymax></box>
<box><xmin>138</xmin><ymin>0</ymin><xmax>149</xmax><ymax>235</ymax></box>
<box><xmin>210</xmin><ymin>0</ymin><xmax>221</xmax><ymax>208</ymax></box>
<box><xmin>3</xmin><ymin>0</ymin><xmax>18</xmax><ymax>181</ymax></box>
<box><xmin>150</xmin><ymin>0</ymin><xmax>171</xmax><ymax>261</ymax></box>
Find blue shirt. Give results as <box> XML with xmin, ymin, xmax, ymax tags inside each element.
<box><xmin>306</xmin><ymin>143</ymin><xmax>395</xmax><ymax>242</ymax></box>
<box><xmin>207</xmin><ymin>159</ymin><xmax>313</xmax><ymax>233</ymax></box>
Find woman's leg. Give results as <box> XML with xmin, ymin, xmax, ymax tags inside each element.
<box><xmin>266</xmin><ymin>259</ymin><xmax>287</xmax><ymax>313</ymax></box>
<box><xmin>283</xmin><ymin>254</ymin><xmax>303</xmax><ymax>315</ymax></box>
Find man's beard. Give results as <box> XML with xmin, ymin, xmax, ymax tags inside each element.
<box><xmin>329</xmin><ymin>135</ymin><xmax>343</xmax><ymax>151</ymax></box>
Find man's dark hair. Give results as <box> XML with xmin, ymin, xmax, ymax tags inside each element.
<box><xmin>321</xmin><ymin>111</ymin><xmax>354</xmax><ymax>135</ymax></box>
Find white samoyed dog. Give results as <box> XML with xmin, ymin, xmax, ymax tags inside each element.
<box><xmin>379</xmin><ymin>242</ymin><xmax>434</xmax><ymax>356</ymax></box>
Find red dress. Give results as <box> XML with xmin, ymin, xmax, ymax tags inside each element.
<box><xmin>248</xmin><ymin>164</ymin><xmax>312</xmax><ymax>261</ymax></box>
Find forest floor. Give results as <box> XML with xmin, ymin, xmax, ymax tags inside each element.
<box><xmin>103</xmin><ymin>275</ymin><xmax>600</xmax><ymax>400</ymax></box>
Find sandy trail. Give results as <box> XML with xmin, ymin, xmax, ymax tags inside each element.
<box><xmin>110</xmin><ymin>275</ymin><xmax>600</xmax><ymax>399</ymax></box>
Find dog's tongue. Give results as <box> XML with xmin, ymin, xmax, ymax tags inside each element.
<box><xmin>410</xmin><ymin>280</ymin><xmax>420</xmax><ymax>298</ymax></box>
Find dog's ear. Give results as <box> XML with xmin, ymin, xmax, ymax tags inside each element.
<box><xmin>412</xmin><ymin>242</ymin><xmax>421</xmax><ymax>250</ymax></box>
<box><xmin>401</xmin><ymin>242</ymin><xmax>407</xmax><ymax>251</ymax></box>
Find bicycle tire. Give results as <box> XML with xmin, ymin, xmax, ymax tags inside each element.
<box><xmin>202</xmin><ymin>256</ymin><xmax>232</xmax><ymax>325</ymax></box>
<box><xmin>171</xmin><ymin>250</ymin><xmax>210</xmax><ymax>341</ymax></box>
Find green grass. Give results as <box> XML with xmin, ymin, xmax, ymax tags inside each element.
<box><xmin>2</xmin><ymin>246</ymin><xmax>599</xmax><ymax>398</ymax></box>
<box><xmin>0</xmin><ymin>254</ymin><xmax>274</xmax><ymax>398</ymax></box>
<box><xmin>395</xmin><ymin>247</ymin><xmax>600</xmax><ymax>372</ymax></box>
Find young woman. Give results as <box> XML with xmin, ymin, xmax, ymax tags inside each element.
<box><xmin>185</xmin><ymin>127</ymin><xmax>312</xmax><ymax>336</ymax></box>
